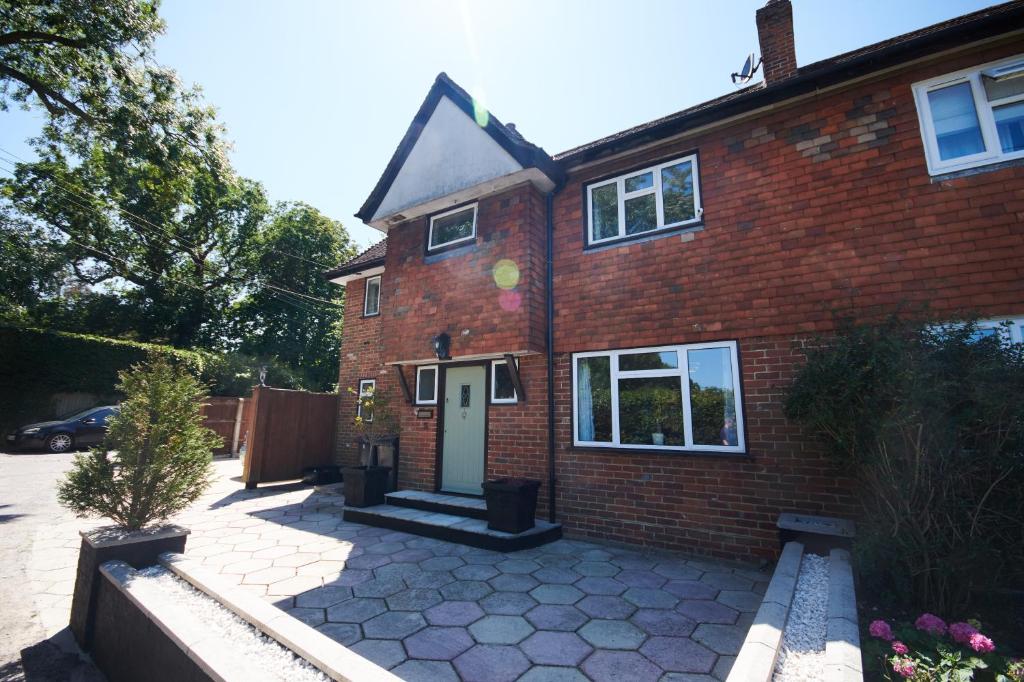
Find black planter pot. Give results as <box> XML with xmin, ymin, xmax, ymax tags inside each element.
<box><xmin>343</xmin><ymin>466</ymin><xmax>391</xmax><ymax>507</ymax></box>
<box><xmin>481</xmin><ymin>478</ymin><xmax>541</xmax><ymax>533</ymax></box>
<box><xmin>302</xmin><ymin>465</ymin><xmax>342</xmax><ymax>486</ymax></box>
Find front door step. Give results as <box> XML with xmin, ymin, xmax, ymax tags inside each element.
<box><xmin>385</xmin><ymin>490</ymin><xmax>488</xmax><ymax>520</ymax></box>
<box><xmin>342</xmin><ymin>504</ymin><xmax>562</xmax><ymax>552</ymax></box>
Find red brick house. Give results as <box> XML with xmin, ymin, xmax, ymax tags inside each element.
<box><xmin>326</xmin><ymin>0</ymin><xmax>1024</xmax><ymax>561</ymax></box>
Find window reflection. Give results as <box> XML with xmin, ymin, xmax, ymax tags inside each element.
<box><xmin>688</xmin><ymin>348</ymin><xmax>737</xmax><ymax>446</ymax></box>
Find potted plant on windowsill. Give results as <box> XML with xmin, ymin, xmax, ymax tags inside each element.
<box><xmin>58</xmin><ymin>356</ymin><xmax>220</xmax><ymax>650</ymax></box>
<box><xmin>481</xmin><ymin>478</ymin><xmax>541</xmax><ymax>534</ymax></box>
<box><xmin>343</xmin><ymin>384</ymin><xmax>397</xmax><ymax>507</ymax></box>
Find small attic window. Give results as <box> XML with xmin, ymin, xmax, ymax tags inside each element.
<box><xmin>428</xmin><ymin>204</ymin><xmax>477</xmax><ymax>251</ymax></box>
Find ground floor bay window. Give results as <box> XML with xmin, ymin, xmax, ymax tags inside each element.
<box><xmin>573</xmin><ymin>341</ymin><xmax>745</xmax><ymax>453</ymax></box>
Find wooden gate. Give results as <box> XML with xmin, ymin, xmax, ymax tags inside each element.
<box><xmin>241</xmin><ymin>386</ymin><xmax>339</xmax><ymax>487</ymax></box>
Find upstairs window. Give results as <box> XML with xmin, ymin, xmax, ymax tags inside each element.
<box><xmin>428</xmin><ymin>204</ymin><xmax>477</xmax><ymax>251</ymax></box>
<box><xmin>357</xmin><ymin>379</ymin><xmax>375</xmax><ymax>422</ymax></box>
<box><xmin>913</xmin><ymin>55</ymin><xmax>1024</xmax><ymax>175</ymax></box>
<box><xmin>586</xmin><ymin>154</ymin><xmax>702</xmax><ymax>246</ymax></box>
<box><xmin>363</xmin><ymin>275</ymin><xmax>381</xmax><ymax>316</ymax></box>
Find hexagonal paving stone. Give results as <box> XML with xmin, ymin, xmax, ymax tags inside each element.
<box><xmin>578</xmin><ymin>620</ymin><xmax>646</xmax><ymax>650</ymax></box>
<box><xmin>267</xmin><ymin>574</ymin><xmax>323</xmax><ymax>596</ymax></box>
<box><xmin>405</xmin><ymin>570</ymin><xmax>457</xmax><ymax>589</ymax></box>
<box><xmin>298</xmin><ymin>560</ymin><xmax>347</xmax><ymax>578</ymax></box>
<box><xmin>575</xmin><ymin>577</ymin><xmax>626</xmax><ymax>596</ymax></box>
<box><xmin>615</xmin><ymin>569</ymin><xmax>667</xmax><ymax>588</ymax></box>
<box><xmin>531</xmin><ymin>567</ymin><xmax>580</xmax><ymax>584</ymax></box>
<box><xmin>609</xmin><ymin>554</ymin><xmax>657</xmax><ymax>570</ymax></box>
<box><xmin>362</xmin><ymin>610</ymin><xmax>427</xmax><ymax>639</ymax></box>
<box><xmin>352</xmin><ymin>576</ymin><xmax>406</xmax><ymax>598</ymax></box>
<box><xmin>242</xmin><ymin>566</ymin><xmax>294</xmax><ymax>585</ymax></box>
<box><xmin>286</xmin><ymin>607</ymin><xmax>325</xmax><ymax>627</ymax></box>
<box><xmin>535</xmin><ymin>554</ymin><xmax>579</xmax><ymax>569</ymax></box>
<box><xmin>622</xmin><ymin>587</ymin><xmax>678</xmax><ymax>609</ymax></box>
<box><xmin>345</xmin><ymin>554</ymin><xmax>392</xmax><ymax>570</ymax></box>
<box><xmin>576</xmin><ymin>595</ymin><xmax>637</xmax><ymax>619</ymax></box>
<box><xmin>518</xmin><ymin>667</ymin><xmax>590</xmax><ymax>682</ymax></box>
<box><xmin>439</xmin><ymin>580</ymin><xmax>492</xmax><ymax>601</ymax></box>
<box><xmin>424</xmin><ymin>600</ymin><xmax>485</xmax><ymax>626</ymax></box>
<box><xmin>653</xmin><ymin>562</ymin><xmax>704</xmax><ymax>581</ymax></box>
<box><xmin>364</xmin><ymin>541</ymin><xmax>406</xmax><ymax>554</ymax></box>
<box><xmin>488</xmin><ymin>573</ymin><xmax>539</xmax><ymax>593</ymax></box>
<box><xmin>420</xmin><ymin>556</ymin><xmax>466</xmax><ymax>572</ymax></box>
<box><xmin>520</xmin><ymin>630</ymin><xmax>593</xmax><ymax>666</ymax></box>
<box><xmin>390</xmin><ymin>548</ymin><xmax>433</xmax><ymax>563</ymax></box>
<box><xmin>273</xmin><ymin>552</ymin><xmax>319</xmax><ymax>568</ymax></box>
<box><xmin>631</xmin><ymin>608</ymin><xmax>697</xmax><ymax>637</ymax></box>
<box><xmin>386</xmin><ymin>588</ymin><xmax>443</xmax><ymax>611</ymax></box>
<box><xmin>295</xmin><ymin>585</ymin><xmax>353</xmax><ymax>609</ymax></box>
<box><xmin>529</xmin><ymin>584</ymin><xmax>584</xmax><ymax>605</ymax></box>
<box><xmin>452</xmin><ymin>564</ymin><xmax>500</xmax><ymax>581</ymax></box>
<box><xmin>403</xmin><ymin>626</ymin><xmax>474</xmax><ymax>660</ymax></box>
<box><xmin>315</xmin><ymin>622</ymin><xmax>361</xmax><ymax>645</ymax></box>
<box><xmin>693</xmin><ymin>623</ymin><xmax>746</xmax><ymax>655</ymax></box>
<box><xmin>716</xmin><ymin>590</ymin><xmax>762</xmax><ymax>612</ymax></box>
<box><xmin>574</xmin><ymin>561</ymin><xmax>620</xmax><ymax>577</ymax></box>
<box><xmin>453</xmin><ymin>644</ymin><xmax>531</xmax><ymax>682</ymax></box>
<box><xmin>640</xmin><ymin>636</ymin><xmax>717</xmax><ymax>673</ymax></box>
<box><xmin>326</xmin><ymin>597</ymin><xmax>387</xmax><ymax>623</ymax></box>
<box><xmin>582</xmin><ymin>650</ymin><xmax>661</xmax><ymax>682</ymax></box>
<box><xmin>374</xmin><ymin>563</ymin><xmax>422</xmax><ymax>581</ymax></box>
<box><xmin>699</xmin><ymin>572</ymin><xmax>753</xmax><ymax>591</ymax></box>
<box><xmin>495</xmin><ymin>558</ymin><xmax>540</xmax><ymax>574</ymax></box>
<box><xmin>663</xmin><ymin>580</ymin><xmax>719</xmax><ymax>600</ymax></box>
<box><xmin>327</xmin><ymin>569</ymin><xmax>373</xmax><ymax>587</ymax></box>
<box><xmin>391</xmin><ymin>660</ymin><xmax>460</xmax><ymax>682</ymax></box>
<box><xmin>479</xmin><ymin>591</ymin><xmax>537</xmax><ymax>616</ymax></box>
<box><xmin>221</xmin><ymin>558</ymin><xmax>273</xmax><ymax>575</ymax></box>
<box><xmin>524</xmin><ymin>604</ymin><xmax>589</xmax><ymax>632</ymax></box>
<box><xmin>350</xmin><ymin>639</ymin><xmax>406</xmax><ymax>669</ymax></box>
<box><xmin>714</xmin><ymin>654</ymin><xmax>737</xmax><ymax>679</ymax></box>
<box><xmin>468</xmin><ymin>615</ymin><xmax>534</xmax><ymax>645</ymax></box>
<box><xmin>462</xmin><ymin>550</ymin><xmax>504</xmax><ymax>565</ymax></box>
<box><xmin>677</xmin><ymin>599</ymin><xmax>738</xmax><ymax>624</ymax></box>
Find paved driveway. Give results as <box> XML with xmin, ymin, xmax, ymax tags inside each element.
<box><xmin>3</xmin><ymin>454</ymin><xmax>767</xmax><ymax>682</ymax></box>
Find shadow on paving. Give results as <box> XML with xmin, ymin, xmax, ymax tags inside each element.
<box><xmin>0</xmin><ymin>628</ymin><xmax>104</xmax><ymax>682</ymax></box>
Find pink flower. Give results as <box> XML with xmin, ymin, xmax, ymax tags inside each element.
<box><xmin>891</xmin><ymin>641</ymin><xmax>909</xmax><ymax>655</ymax></box>
<box><xmin>892</xmin><ymin>658</ymin><xmax>916</xmax><ymax>678</ymax></box>
<box><xmin>915</xmin><ymin>613</ymin><xmax>947</xmax><ymax>636</ymax></box>
<box><xmin>969</xmin><ymin>632</ymin><xmax>995</xmax><ymax>653</ymax></box>
<box><xmin>869</xmin><ymin>619</ymin><xmax>894</xmax><ymax>641</ymax></box>
<box><xmin>950</xmin><ymin>622</ymin><xmax>979</xmax><ymax>645</ymax></box>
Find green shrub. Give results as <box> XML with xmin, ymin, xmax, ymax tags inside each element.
<box><xmin>57</xmin><ymin>356</ymin><xmax>219</xmax><ymax>530</ymax></box>
<box><xmin>785</xmin><ymin>317</ymin><xmax>1024</xmax><ymax>614</ymax></box>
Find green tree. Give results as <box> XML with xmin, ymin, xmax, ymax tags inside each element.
<box><xmin>0</xmin><ymin>0</ymin><xmax>163</xmax><ymax>123</ymax></box>
<box><xmin>57</xmin><ymin>355</ymin><xmax>219</xmax><ymax>530</ymax></box>
<box><xmin>0</xmin><ymin>207</ymin><xmax>67</xmax><ymax>324</ymax></box>
<box><xmin>231</xmin><ymin>203</ymin><xmax>355</xmax><ymax>390</ymax></box>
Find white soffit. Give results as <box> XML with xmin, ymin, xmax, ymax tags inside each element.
<box><xmin>371</xmin><ymin>96</ymin><xmax>524</xmax><ymax>223</ymax></box>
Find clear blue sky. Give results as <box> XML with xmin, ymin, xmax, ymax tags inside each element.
<box><xmin>0</xmin><ymin>0</ymin><xmax>998</xmax><ymax>250</ymax></box>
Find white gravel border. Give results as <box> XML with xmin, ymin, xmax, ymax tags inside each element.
<box><xmin>773</xmin><ymin>553</ymin><xmax>829</xmax><ymax>681</ymax></box>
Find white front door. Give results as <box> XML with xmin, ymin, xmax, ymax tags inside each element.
<box><xmin>441</xmin><ymin>365</ymin><xmax>486</xmax><ymax>495</ymax></box>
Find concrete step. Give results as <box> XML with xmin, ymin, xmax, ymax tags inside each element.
<box><xmin>384</xmin><ymin>490</ymin><xmax>488</xmax><ymax>521</ymax></box>
<box><xmin>343</xmin><ymin>504</ymin><xmax>561</xmax><ymax>552</ymax></box>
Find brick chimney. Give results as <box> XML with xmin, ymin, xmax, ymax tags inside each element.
<box><xmin>756</xmin><ymin>0</ymin><xmax>797</xmax><ymax>84</ymax></box>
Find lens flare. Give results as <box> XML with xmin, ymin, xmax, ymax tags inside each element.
<box><xmin>493</xmin><ymin>259</ymin><xmax>520</xmax><ymax>290</ymax></box>
<box><xmin>498</xmin><ymin>289</ymin><xmax>522</xmax><ymax>311</ymax></box>
<box><xmin>472</xmin><ymin>97</ymin><xmax>490</xmax><ymax>128</ymax></box>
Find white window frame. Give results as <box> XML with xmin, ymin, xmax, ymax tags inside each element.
<box><xmin>913</xmin><ymin>54</ymin><xmax>1024</xmax><ymax>175</ymax></box>
<box><xmin>971</xmin><ymin>316</ymin><xmax>1024</xmax><ymax>344</ymax></box>
<box><xmin>416</xmin><ymin>365</ymin><xmax>438</xmax><ymax>405</ymax></box>
<box><xmin>428</xmin><ymin>203</ymin><xmax>478</xmax><ymax>251</ymax></box>
<box><xmin>363</xmin><ymin>275</ymin><xmax>381</xmax><ymax>316</ymax></box>
<box><xmin>572</xmin><ymin>341</ymin><xmax>745</xmax><ymax>453</ymax></box>
<box><xmin>357</xmin><ymin>379</ymin><xmax>375</xmax><ymax>421</ymax></box>
<box><xmin>585</xmin><ymin>154</ymin><xmax>703</xmax><ymax>246</ymax></box>
<box><xmin>490</xmin><ymin>359</ymin><xmax>518</xmax><ymax>404</ymax></box>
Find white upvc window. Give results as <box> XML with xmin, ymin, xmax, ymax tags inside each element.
<box><xmin>572</xmin><ymin>341</ymin><xmax>745</xmax><ymax>453</ymax></box>
<box><xmin>363</xmin><ymin>275</ymin><xmax>381</xmax><ymax>316</ymax></box>
<box><xmin>357</xmin><ymin>379</ymin><xmax>375</xmax><ymax>421</ymax></box>
<box><xmin>970</xmin><ymin>316</ymin><xmax>1024</xmax><ymax>344</ymax></box>
<box><xmin>428</xmin><ymin>204</ymin><xmax>477</xmax><ymax>251</ymax></box>
<box><xmin>491</xmin><ymin>359</ymin><xmax>518</xmax><ymax>404</ymax></box>
<box><xmin>416</xmin><ymin>365</ymin><xmax>438</xmax><ymax>405</ymax></box>
<box><xmin>586</xmin><ymin>154</ymin><xmax>702</xmax><ymax>246</ymax></box>
<box><xmin>913</xmin><ymin>54</ymin><xmax>1024</xmax><ymax>175</ymax></box>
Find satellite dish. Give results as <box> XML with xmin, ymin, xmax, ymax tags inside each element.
<box><xmin>731</xmin><ymin>53</ymin><xmax>761</xmax><ymax>84</ymax></box>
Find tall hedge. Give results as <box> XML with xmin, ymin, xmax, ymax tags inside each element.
<box><xmin>0</xmin><ymin>327</ymin><xmax>209</xmax><ymax>436</ymax></box>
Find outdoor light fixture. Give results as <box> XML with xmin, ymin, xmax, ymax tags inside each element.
<box><xmin>432</xmin><ymin>333</ymin><xmax>451</xmax><ymax>360</ymax></box>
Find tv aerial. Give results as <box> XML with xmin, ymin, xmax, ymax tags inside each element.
<box><xmin>731</xmin><ymin>53</ymin><xmax>762</xmax><ymax>84</ymax></box>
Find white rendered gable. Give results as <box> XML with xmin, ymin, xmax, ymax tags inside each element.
<box><xmin>371</xmin><ymin>96</ymin><xmax>524</xmax><ymax>222</ymax></box>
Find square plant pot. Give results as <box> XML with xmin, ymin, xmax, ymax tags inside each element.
<box><xmin>343</xmin><ymin>466</ymin><xmax>391</xmax><ymax>507</ymax></box>
<box><xmin>482</xmin><ymin>478</ymin><xmax>541</xmax><ymax>534</ymax></box>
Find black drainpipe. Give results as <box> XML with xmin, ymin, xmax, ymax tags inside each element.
<box><xmin>545</xmin><ymin>190</ymin><xmax>557</xmax><ymax>524</ymax></box>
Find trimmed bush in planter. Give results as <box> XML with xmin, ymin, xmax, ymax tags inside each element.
<box><xmin>482</xmin><ymin>478</ymin><xmax>540</xmax><ymax>533</ymax></box>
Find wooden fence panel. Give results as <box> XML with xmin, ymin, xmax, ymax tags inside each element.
<box><xmin>200</xmin><ymin>397</ymin><xmax>245</xmax><ymax>455</ymax></box>
<box><xmin>242</xmin><ymin>386</ymin><xmax>338</xmax><ymax>486</ymax></box>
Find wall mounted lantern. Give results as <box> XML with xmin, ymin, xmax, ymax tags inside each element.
<box><xmin>432</xmin><ymin>333</ymin><xmax>451</xmax><ymax>361</ymax></box>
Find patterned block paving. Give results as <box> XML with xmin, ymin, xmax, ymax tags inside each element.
<box><xmin>18</xmin><ymin>459</ymin><xmax>762</xmax><ymax>682</ymax></box>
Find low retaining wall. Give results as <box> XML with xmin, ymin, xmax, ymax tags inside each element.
<box><xmin>91</xmin><ymin>556</ymin><xmax>400</xmax><ymax>682</ymax></box>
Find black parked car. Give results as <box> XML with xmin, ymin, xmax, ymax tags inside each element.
<box><xmin>6</xmin><ymin>406</ymin><xmax>120</xmax><ymax>453</ymax></box>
